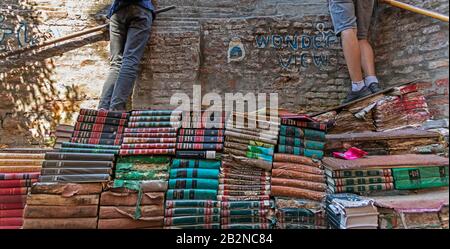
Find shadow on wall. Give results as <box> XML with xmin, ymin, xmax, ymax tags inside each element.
<box><xmin>0</xmin><ymin>1</ymin><xmax>108</xmax><ymax>147</ymax></box>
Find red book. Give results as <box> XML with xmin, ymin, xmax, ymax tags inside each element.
<box><xmin>0</xmin><ymin>188</ymin><xmax>29</xmax><ymax>196</ymax></box>
<box><xmin>0</xmin><ymin>203</ymin><xmax>25</xmax><ymax>210</ymax></box>
<box><xmin>0</xmin><ymin>217</ymin><xmax>23</xmax><ymax>226</ymax></box>
<box><xmin>0</xmin><ymin>179</ymin><xmax>37</xmax><ymax>188</ymax></box>
<box><xmin>0</xmin><ymin>209</ymin><xmax>23</xmax><ymax>218</ymax></box>
<box><xmin>0</xmin><ymin>226</ymin><xmax>21</xmax><ymax>229</ymax></box>
<box><xmin>0</xmin><ymin>195</ymin><xmax>27</xmax><ymax>204</ymax></box>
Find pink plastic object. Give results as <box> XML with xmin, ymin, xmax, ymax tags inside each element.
<box><xmin>333</xmin><ymin>147</ymin><xmax>368</xmax><ymax>160</ymax></box>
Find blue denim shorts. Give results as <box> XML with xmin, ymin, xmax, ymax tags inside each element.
<box><xmin>329</xmin><ymin>0</ymin><xmax>375</xmax><ymax>40</ymax></box>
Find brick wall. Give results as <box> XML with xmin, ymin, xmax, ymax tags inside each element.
<box><xmin>0</xmin><ymin>0</ymin><xmax>448</xmax><ymax>146</ymax></box>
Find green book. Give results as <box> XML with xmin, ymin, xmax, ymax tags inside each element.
<box><xmin>171</xmin><ymin>159</ymin><xmax>221</xmax><ymax>169</ymax></box>
<box><xmin>169</xmin><ymin>178</ymin><xmax>219</xmax><ymax>190</ymax></box>
<box><xmin>169</xmin><ymin>169</ymin><xmax>220</xmax><ymax>179</ymax></box>
<box><xmin>166</xmin><ymin>189</ymin><xmax>218</xmax><ymax>200</ymax></box>
<box><xmin>115</xmin><ymin>171</ymin><xmax>168</xmax><ymax>181</ymax></box>
<box><xmin>117</xmin><ymin>156</ymin><xmax>171</xmax><ymax>164</ymax></box>
<box><xmin>393</xmin><ymin>166</ymin><xmax>449</xmax><ymax>181</ymax></box>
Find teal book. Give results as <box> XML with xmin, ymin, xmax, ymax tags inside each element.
<box><xmin>171</xmin><ymin>159</ymin><xmax>221</xmax><ymax>170</ymax></box>
<box><xmin>169</xmin><ymin>169</ymin><xmax>220</xmax><ymax>179</ymax></box>
<box><xmin>169</xmin><ymin>178</ymin><xmax>219</xmax><ymax>190</ymax></box>
<box><xmin>166</xmin><ymin>189</ymin><xmax>218</xmax><ymax>200</ymax></box>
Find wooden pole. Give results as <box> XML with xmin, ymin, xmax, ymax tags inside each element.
<box><xmin>0</xmin><ymin>5</ymin><xmax>176</xmax><ymax>60</ymax></box>
<box><xmin>382</xmin><ymin>0</ymin><xmax>449</xmax><ymax>22</ymax></box>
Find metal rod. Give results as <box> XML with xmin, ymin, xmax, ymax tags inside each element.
<box><xmin>0</xmin><ymin>5</ymin><xmax>176</xmax><ymax>60</ymax></box>
<box><xmin>382</xmin><ymin>0</ymin><xmax>449</xmax><ymax>22</ymax></box>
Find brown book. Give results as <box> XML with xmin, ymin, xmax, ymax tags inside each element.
<box><xmin>30</xmin><ymin>182</ymin><xmax>104</xmax><ymax>195</ymax></box>
<box><xmin>100</xmin><ymin>192</ymin><xmax>165</xmax><ymax>206</ymax></box>
<box><xmin>97</xmin><ymin>217</ymin><xmax>164</xmax><ymax>229</ymax></box>
<box><xmin>23</xmin><ymin>218</ymin><xmax>97</xmax><ymax>229</ymax></box>
<box><xmin>26</xmin><ymin>194</ymin><xmax>99</xmax><ymax>206</ymax></box>
<box><xmin>24</xmin><ymin>205</ymin><xmax>98</xmax><ymax>218</ymax></box>
<box><xmin>99</xmin><ymin>206</ymin><xmax>164</xmax><ymax>219</ymax></box>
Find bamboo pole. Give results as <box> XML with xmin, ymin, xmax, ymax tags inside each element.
<box><xmin>382</xmin><ymin>0</ymin><xmax>449</xmax><ymax>22</ymax></box>
<box><xmin>0</xmin><ymin>5</ymin><xmax>176</xmax><ymax>60</ymax></box>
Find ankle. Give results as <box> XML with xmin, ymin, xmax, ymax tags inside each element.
<box><xmin>352</xmin><ymin>80</ymin><xmax>365</xmax><ymax>92</ymax></box>
<box><xmin>365</xmin><ymin>76</ymin><xmax>379</xmax><ymax>86</ymax></box>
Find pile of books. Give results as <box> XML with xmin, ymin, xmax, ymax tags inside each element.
<box><xmin>326</xmin><ymin>193</ymin><xmax>379</xmax><ymax>229</ymax></box>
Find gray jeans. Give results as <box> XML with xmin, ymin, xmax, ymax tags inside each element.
<box><xmin>99</xmin><ymin>5</ymin><xmax>153</xmax><ymax>111</ymax></box>
<box><xmin>329</xmin><ymin>0</ymin><xmax>374</xmax><ymax>40</ymax></box>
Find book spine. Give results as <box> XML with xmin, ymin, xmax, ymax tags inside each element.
<box><xmin>70</xmin><ymin>137</ymin><xmax>122</xmax><ymax>145</ymax></box>
<box><xmin>176</xmin><ymin>143</ymin><xmax>223</xmax><ymax>151</ymax></box>
<box><xmin>77</xmin><ymin>115</ymin><xmax>128</xmax><ymax>126</ymax></box>
<box><xmin>179</xmin><ymin>129</ymin><xmax>224</xmax><ymax>137</ymax></box>
<box><xmin>177</xmin><ymin>136</ymin><xmax>224</xmax><ymax>143</ymax></box>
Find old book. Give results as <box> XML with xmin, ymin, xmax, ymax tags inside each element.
<box><xmin>99</xmin><ymin>206</ymin><xmax>164</xmax><ymax>219</ymax></box>
<box><xmin>26</xmin><ymin>194</ymin><xmax>99</xmax><ymax>206</ymax></box>
<box><xmin>100</xmin><ymin>191</ymin><xmax>165</xmax><ymax>206</ymax></box>
<box><xmin>0</xmin><ymin>187</ymin><xmax>28</xmax><ymax>196</ymax></box>
<box><xmin>77</xmin><ymin>115</ymin><xmax>128</xmax><ymax>126</ymax></box>
<box><xmin>0</xmin><ymin>217</ymin><xmax>23</xmax><ymax>227</ymax></box>
<box><xmin>30</xmin><ymin>182</ymin><xmax>104</xmax><ymax>195</ymax></box>
<box><xmin>39</xmin><ymin>174</ymin><xmax>111</xmax><ymax>183</ymax></box>
<box><xmin>0</xmin><ymin>179</ymin><xmax>37</xmax><ymax>188</ymax></box>
<box><xmin>79</xmin><ymin>109</ymin><xmax>130</xmax><ymax>119</ymax></box>
<box><xmin>166</xmin><ymin>189</ymin><xmax>218</xmax><ymax>200</ymax></box>
<box><xmin>41</xmin><ymin>168</ymin><xmax>112</xmax><ymax>175</ymax></box>
<box><xmin>42</xmin><ymin>160</ymin><xmax>114</xmax><ymax>168</ymax></box>
<box><xmin>72</xmin><ymin>131</ymin><xmax>121</xmax><ymax>140</ymax></box>
<box><xmin>328</xmin><ymin>183</ymin><xmax>395</xmax><ymax>194</ymax></box>
<box><xmin>98</xmin><ymin>217</ymin><xmax>164</xmax><ymax>229</ymax></box>
<box><xmin>23</xmin><ymin>218</ymin><xmax>98</xmax><ymax>229</ymax></box>
<box><xmin>0</xmin><ymin>209</ymin><xmax>23</xmax><ymax>218</ymax></box>
<box><xmin>175</xmin><ymin>151</ymin><xmax>220</xmax><ymax>160</ymax></box>
<box><xmin>70</xmin><ymin>137</ymin><xmax>122</xmax><ymax>146</ymax></box>
<box><xmin>281</xmin><ymin>119</ymin><xmax>327</xmax><ymax>131</ymax></box>
<box><xmin>24</xmin><ymin>205</ymin><xmax>98</xmax><ymax>218</ymax></box>
<box><xmin>179</xmin><ymin>129</ymin><xmax>224</xmax><ymax>137</ymax></box>
<box><xmin>326</xmin><ymin>194</ymin><xmax>379</xmax><ymax>229</ymax></box>
<box><xmin>0</xmin><ymin>166</ymin><xmax>41</xmax><ymax>173</ymax></box>
<box><xmin>322</xmin><ymin>154</ymin><xmax>449</xmax><ymax>171</ymax></box>
<box><xmin>327</xmin><ymin>176</ymin><xmax>394</xmax><ymax>186</ymax></box>
<box><xmin>74</xmin><ymin>123</ymin><xmax>125</xmax><ymax>133</ymax></box>
<box><xmin>0</xmin><ymin>195</ymin><xmax>27</xmax><ymax>204</ymax></box>
<box><xmin>271</xmin><ymin>186</ymin><xmax>325</xmax><ymax>202</ymax></box>
<box><xmin>44</xmin><ymin>152</ymin><xmax>115</xmax><ymax>161</ymax></box>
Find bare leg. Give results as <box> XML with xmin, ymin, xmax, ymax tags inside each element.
<box><xmin>341</xmin><ymin>28</ymin><xmax>364</xmax><ymax>82</ymax></box>
<box><xmin>359</xmin><ymin>39</ymin><xmax>376</xmax><ymax>77</ymax></box>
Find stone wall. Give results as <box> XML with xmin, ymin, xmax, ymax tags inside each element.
<box><xmin>0</xmin><ymin>0</ymin><xmax>448</xmax><ymax>146</ymax></box>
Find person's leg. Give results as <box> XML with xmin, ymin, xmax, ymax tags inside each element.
<box><xmin>329</xmin><ymin>0</ymin><xmax>372</xmax><ymax>103</ymax></box>
<box><xmin>98</xmin><ymin>13</ymin><xmax>127</xmax><ymax>110</ymax></box>
<box><xmin>109</xmin><ymin>5</ymin><xmax>153</xmax><ymax>111</ymax></box>
<box><xmin>356</xmin><ymin>0</ymin><xmax>381</xmax><ymax>93</ymax></box>
<box><xmin>341</xmin><ymin>29</ymin><xmax>364</xmax><ymax>84</ymax></box>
